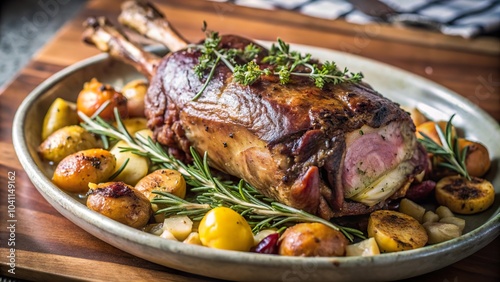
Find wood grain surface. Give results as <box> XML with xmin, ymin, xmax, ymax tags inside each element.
<box><xmin>0</xmin><ymin>0</ymin><xmax>499</xmax><ymax>281</ymax></box>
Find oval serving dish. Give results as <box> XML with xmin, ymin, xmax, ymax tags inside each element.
<box><xmin>13</xmin><ymin>44</ymin><xmax>500</xmax><ymax>281</ymax></box>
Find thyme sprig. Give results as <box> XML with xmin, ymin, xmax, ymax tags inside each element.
<box><xmin>79</xmin><ymin>109</ymin><xmax>365</xmax><ymax>241</ymax></box>
<box><xmin>190</xmin><ymin>27</ymin><xmax>363</xmax><ymax>99</ymax></box>
<box><xmin>417</xmin><ymin>114</ymin><xmax>470</xmax><ymax>180</ymax></box>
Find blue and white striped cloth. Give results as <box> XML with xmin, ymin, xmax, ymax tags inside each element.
<box><xmin>212</xmin><ymin>0</ymin><xmax>500</xmax><ymax>38</ymax></box>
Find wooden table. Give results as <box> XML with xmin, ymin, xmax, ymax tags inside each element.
<box><xmin>1</xmin><ymin>0</ymin><xmax>499</xmax><ymax>281</ymax></box>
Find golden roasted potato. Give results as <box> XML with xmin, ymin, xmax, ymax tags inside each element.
<box><xmin>86</xmin><ymin>182</ymin><xmax>152</xmax><ymax>228</ymax></box>
<box><xmin>435</xmin><ymin>175</ymin><xmax>494</xmax><ymax>214</ymax></box>
<box><xmin>38</xmin><ymin>125</ymin><xmax>101</xmax><ymax>163</ymax></box>
<box><xmin>416</xmin><ymin>121</ymin><xmax>456</xmax><ymax>145</ymax></box>
<box><xmin>52</xmin><ymin>148</ymin><xmax>116</xmax><ymax>193</ymax></box>
<box><xmin>121</xmin><ymin>79</ymin><xmax>148</xmax><ymax>117</ymax></box>
<box><xmin>135</xmin><ymin>169</ymin><xmax>187</xmax><ymax>200</ymax></box>
<box><xmin>401</xmin><ymin>106</ymin><xmax>428</xmax><ymax>127</ymax></box>
<box><xmin>135</xmin><ymin>169</ymin><xmax>186</xmax><ymax>222</ymax></box>
<box><xmin>41</xmin><ymin>98</ymin><xmax>79</xmax><ymax>141</ymax></box>
<box><xmin>457</xmin><ymin>138</ymin><xmax>491</xmax><ymax>177</ymax></box>
<box><xmin>114</xmin><ymin>117</ymin><xmax>148</xmax><ymax>135</ymax></box>
<box><xmin>76</xmin><ymin>78</ymin><xmax>128</xmax><ymax>120</ymax></box>
<box><xmin>110</xmin><ymin>140</ymin><xmax>149</xmax><ymax>186</ymax></box>
<box><xmin>368</xmin><ymin>210</ymin><xmax>428</xmax><ymax>253</ymax></box>
<box><xmin>278</xmin><ymin>223</ymin><xmax>348</xmax><ymax>257</ymax></box>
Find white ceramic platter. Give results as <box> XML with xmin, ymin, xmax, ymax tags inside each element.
<box><xmin>13</xmin><ymin>43</ymin><xmax>500</xmax><ymax>281</ymax></box>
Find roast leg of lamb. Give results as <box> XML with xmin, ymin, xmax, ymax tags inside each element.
<box><xmin>82</xmin><ymin>0</ymin><xmax>427</xmax><ymax>220</ymax></box>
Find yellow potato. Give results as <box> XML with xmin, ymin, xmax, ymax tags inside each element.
<box><xmin>121</xmin><ymin>79</ymin><xmax>148</xmax><ymax>117</ymax></box>
<box><xmin>368</xmin><ymin>210</ymin><xmax>428</xmax><ymax>253</ymax></box>
<box><xmin>113</xmin><ymin>117</ymin><xmax>148</xmax><ymax>135</ymax></box>
<box><xmin>416</xmin><ymin>121</ymin><xmax>456</xmax><ymax>145</ymax></box>
<box><xmin>38</xmin><ymin>125</ymin><xmax>101</xmax><ymax>163</ymax></box>
<box><xmin>401</xmin><ymin>106</ymin><xmax>428</xmax><ymax>127</ymax></box>
<box><xmin>110</xmin><ymin>140</ymin><xmax>149</xmax><ymax>186</ymax></box>
<box><xmin>435</xmin><ymin>175</ymin><xmax>494</xmax><ymax>214</ymax></box>
<box><xmin>135</xmin><ymin>169</ymin><xmax>187</xmax><ymax>222</ymax></box>
<box><xmin>52</xmin><ymin>148</ymin><xmax>116</xmax><ymax>194</ymax></box>
<box><xmin>41</xmin><ymin>98</ymin><xmax>78</xmax><ymax>141</ymax></box>
<box><xmin>135</xmin><ymin>169</ymin><xmax>187</xmax><ymax>200</ymax></box>
<box><xmin>86</xmin><ymin>182</ymin><xmax>152</xmax><ymax>228</ymax></box>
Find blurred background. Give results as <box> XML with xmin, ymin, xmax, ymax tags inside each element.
<box><xmin>0</xmin><ymin>0</ymin><xmax>86</xmax><ymax>88</ymax></box>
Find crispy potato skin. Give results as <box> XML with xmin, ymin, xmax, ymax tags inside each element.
<box><xmin>135</xmin><ymin>169</ymin><xmax>186</xmax><ymax>200</ymax></box>
<box><xmin>86</xmin><ymin>182</ymin><xmax>152</xmax><ymax>228</ymax></box>
<box><xmin>368</xmin><ymin>210</ymin><xmax>427</xmax><ymax>252</ymax></box>
<box><xmin>38</xmin><ymin>125</ymin><xmax>101</xmax><ymax>163</ymax></box>
<box><xmin>278</xmin><ymin>223</ymin><xmax>348</xmax><ymax>257</ymax></box>
<box><xmin>435</xmin><ymin>175</ymin><xmax>494</xmax><ymax>214</ymax></box>
<box><xmin>52</xmin><ymin>148</ymin><xmax>116</xmax><ymax>193</ymax></box>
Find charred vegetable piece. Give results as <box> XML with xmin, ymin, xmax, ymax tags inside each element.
<box><xmin>52</xmin><ymin>148</ymin><xmax>116</xmax><ymax>193</ymax></box>
<box><xmin>86</xmin><ymin>181</ymin><xmax>152</xmax><ymax>228</ymax></box>
<box><xmin>367</xmin><ymin>210</ymin><xmax>427</xmax><ymax>253</ymax></box>
<box><xmin>435</xmin><ymin>175</ymin><xmax>494</xmax><ymax>214</ymax></box>
<box><xmin>278</xmin><ymin>223</ymin><xmax>348</xmax><ymax>257</ymax></box>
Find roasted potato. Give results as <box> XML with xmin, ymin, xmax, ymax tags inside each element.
<box><xmin>39</xmin><ymin>125</ymin><xmax>101</xmax><ymax>163</ymax></box>
<box><xmin>114</xmin><ymin>117</ymin><xmax>148</xmax><ymax>135</ymax></box>
<box><xmin>135</xmin><ymin>169</ymin><xmax>187</xmax><ymax>200</ymax></box>
<box><xmin>52</xmin><ymin>148</ymin><xmax>116</xmax><ymax>193</ymax></box>
<box><xmin>435</xmin><ymin>175</ymin><xmax>494</xmax><ymax>214</ymax></box>
<box><xmin>457</xmin><ymin>138</ymin><xmax>491</xmax><ymax>177</ymax></box>
<box><xmin>76</xmin><ymin>78</ymin><xmax>128</xmax><ymax>120</ymax></box>
<box><xmin>86</xmin><ymin>182</ymin><xmax>152</xmax><ymax>228</ymax></box>
<box><xmin>41</xmin><ymin>98</ymin><xmax>79</xmax><ymax>140</ymax></box>
<box><xmin>416</xmin><ymin>121</ymin><xmax>456</xmax><ymax>145</ymax></box>
<box><xmin>278</xmin><ymin>223</ymin><xmax>348</xmax><ymax>257</ymax></box>
<box><xmin>368</xmin><ymin>210</ymin><xmax>428</xmax><ymax>252</ymax></box>
<box><xmin>110</xmin><ymin>140</ymin><xmax>149</xmax><ymax>186</ymax></box>
<box><xmin>121</xmin><ymin>79</ymin><xmax>148</xmax><ymax>117</ymax></box>
<box><xmin>135</xmin><ymin>169</ymin><xmax>186</xmax><ymax>222</ymax></box>
<box><xmin>401</xmin><ymin>106</ymin><xmax>428</xmax><ymax>127</ymax></box>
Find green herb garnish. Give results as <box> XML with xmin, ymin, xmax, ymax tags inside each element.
<box><xmin>417</xmin><ymin>114</ymin><xmax>470</xmax><ymax>180</ymax></box>
<box><xmin>190</xmin><ymin>26</ymin><xmax>363</xmax><ymax>100</ymax></box>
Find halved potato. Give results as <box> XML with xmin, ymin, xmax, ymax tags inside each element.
<box><xmin>368</xmin><ymin>210</ymin><xmax>428</xmax><ymax>253</ymax></box>
<box><xmin>435</xmin><ymin>175</ymin><xmax>494</xmax><ymax>214</ymax></box>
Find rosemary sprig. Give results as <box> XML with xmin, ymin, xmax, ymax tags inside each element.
<box><xmin>417</xmin><ymin>114</ymin><xmax>470</xmax><ymax>180</ymax></box>
<box><xmin>190</xmin><ymin>27</ymin><xmax>363</xmax><ymax>99</ymax></box>
<box><xmin>79</xmin><ymin>109</ymin><xmax>365</xmax><ymax>241</ymax></box>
